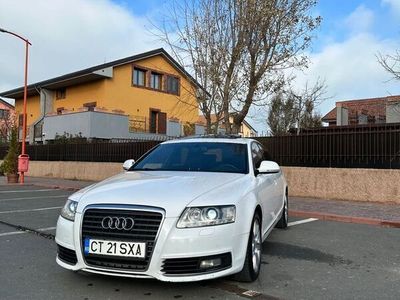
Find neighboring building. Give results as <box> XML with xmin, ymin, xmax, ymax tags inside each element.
<box><xmin>238</xmin><ymin>119</ymin><xmax>258</xmax><ymax>137</ymax></box>
<box><xmin>0</xmin><ymin>98</ymin><xmax>15</xmax><ymax>143</ymax></box>
<box><xmin>197</xmin><ymin>114</ymin><xmax>258</xmax><ymax>137</ymax></box>
<box><xmin>0</xmin><ymin>48</ymin><xmax>202</xmax><ymax>143</ymax></box>
<box><xmin>322</xmin><ymin>96</ymin><xmax>400</xmax><ymax>126</ymax></box>
<box><xmin>0</xmin><ymin>98</ymin><xmax>14</xmax><ymax>119</ymax></box>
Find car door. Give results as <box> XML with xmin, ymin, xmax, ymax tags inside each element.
<box><xmin>252</xmin><ymin>142</ymin><xmax>275</xmax><ymax>235</ymax></box>
<box><xmin>261</xmin><ymin>145</ymin><xmax>284</xmax><ymax>218</ymax></box>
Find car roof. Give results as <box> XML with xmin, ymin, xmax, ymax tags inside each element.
<box><xmin>162</xmin><ymin>135</ymin><xmax>254</xmax><ymax>145</ymax></box>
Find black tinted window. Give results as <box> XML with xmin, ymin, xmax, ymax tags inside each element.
<box><xmin>133</xmin><ymin>142</ymin><xmax>248</xmax><ymax>174</ymax></box>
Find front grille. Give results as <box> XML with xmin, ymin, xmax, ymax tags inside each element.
<box><xmin>57</xmin><ymin>245</ymin><xmax>78</xmax><ymax>265</ymax></box>
<box><xmin>161</xmin><ymin>252</ymin><xmax>232</xmax><ymax>275</ymax></box>
<box><xmin>81</xmin><ymin>208</ymin><xmax>163</xmax><ymax>271</ymax></box>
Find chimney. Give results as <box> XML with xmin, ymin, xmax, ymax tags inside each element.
<box><xmin>386</xmin><ymin>100</ymin><xmax>400</xmax><ymax>123</ymax></box>
<box><xmin>336</xmin><ymin>104</ymin><xmax>349</xmax><ymax>126</ymax></box>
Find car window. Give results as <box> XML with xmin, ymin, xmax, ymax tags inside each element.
<box><xmin>133</xmin><ymin>142</ymin><xmax>249</xmax><ymax>174</ymax></box>
<box><xmin>251</xmin><ymin>142</ymin><xmax>263</xmax><ymax>169</ymax></box>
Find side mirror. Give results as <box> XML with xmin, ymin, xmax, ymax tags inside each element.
<box><xmin>257</xmin><ymin>160</ymin><xmax>280</xmax><ymax>174</ymax></box>
<box><xmin>123</xmin><ymin>159</ymin><xmax>135</xmax><ymax>171</ymax></box>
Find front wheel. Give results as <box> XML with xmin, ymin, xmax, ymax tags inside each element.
<box><xmin>233</xmin><ymin>213</ymin><xmax>262</xmax><ymax>282</ymax></box>
<box><xmin>276</xmin><ymin>194</ymin><xmax>288</xmax><ymax>229</ymax></box>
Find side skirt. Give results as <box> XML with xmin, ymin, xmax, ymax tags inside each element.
<box><xmin>261</xmin><ymin>196</ymin><xmax>286</xmax><ymax>242</ymax></box>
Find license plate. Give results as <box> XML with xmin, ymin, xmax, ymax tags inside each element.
<box><xmin>84</xmin><ymin>238</ymin><xmax>146</xmax><ymax>258</ymax></box>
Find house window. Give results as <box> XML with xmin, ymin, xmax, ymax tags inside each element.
<box><xmin>0</xmin><ymin>109</ymin><xmax>9</xmax><ymax>119</ymax></box>
<box><xmin>18</xmin><ymin>114</ymin><xmax>24</xmax><ymax>126</ymax></box>
<box><xmin>56</xmin><ymin>88</ymin><xmax>66</xmax><ymax>99</ymax></box>
<box><xmin>166</xmin><ymin>75</ymin><xmax>179</xmax><ymax>95</ymax></box>
<box><xmin>150</xmin><ymin>72</ymin><xmax>162</xmax><ymax>90</ymax></box>
<box><xmin>133</xmin><ymin>68</ymin><xmax>146</xmax><ymax>86</ymax></box>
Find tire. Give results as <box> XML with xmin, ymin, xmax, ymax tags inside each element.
<box><xmin>276</xmin><ymin>194</ymin><xmax>288</xmax><ymax>229</ymax></box>
<box><xmin>233</xmin><ymin>213</ymin><xmax>262</xmax><ymax>282</ymax></box>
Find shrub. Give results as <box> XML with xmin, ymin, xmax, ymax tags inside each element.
<box><xmin>2</xmin><ymin>127</ymin><xmax>19</xmax><ymax>175</ymax></box>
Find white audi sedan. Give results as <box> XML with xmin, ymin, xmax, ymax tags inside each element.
<box><xmin>56</xmin><ymin>136</ymin><xmax>288</xmax><ymax>282</ymax></box>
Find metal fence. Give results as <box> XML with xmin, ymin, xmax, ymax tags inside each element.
<box><xmin>1</xmin><ymin>124</ymin><xmax>400</xmax><ymax>168</ymax></box>
<box><xmin>255</xmin><ymin>123</ymin><xmax>400</xmax><ymax>169</ymax></box>
<box><xmin>0</xmin><ymin>141</ymin><xmax>160</xmax><ymax>163</ymax></box>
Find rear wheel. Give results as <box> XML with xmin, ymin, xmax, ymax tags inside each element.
<box><xmin>276</xmin><ymin>194</ymin><xmax>288</xmax><ymax>229</ymax></box>
<box><xmin>233</xmin><ymin>213</ymin><xmax>262</xmax><ymax>282</ymax></box>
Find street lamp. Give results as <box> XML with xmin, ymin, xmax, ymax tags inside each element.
<box><xmin>0</xmin><ymin>27</ymin><xmax>31</xmax><ymax>184</ymax></box>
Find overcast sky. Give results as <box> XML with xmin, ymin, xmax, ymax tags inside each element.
<box><xmin>1</xmin><ymin>0</ymin><xmax>400</xmax><ymax>134</ymax></box>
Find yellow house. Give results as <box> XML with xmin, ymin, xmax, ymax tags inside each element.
<box><xmin>0</xmin><ymin>48</ymin><xmax>201</xmax><ymax>142</ymax></box>
<box><xmin>239</xmin><ymin>119</ymin><xmax>258</xmax><ymax>137</ymax></box>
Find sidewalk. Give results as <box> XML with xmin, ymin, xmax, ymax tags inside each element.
<box><xmin>1</xmin><ymin>176</ymin><xmax>399</xmax><ymax>228</ymax></box>
<box><xmin>290</xmin><ymin>196</ymin><xmax>400</xmax><ymax>228</ymax></box>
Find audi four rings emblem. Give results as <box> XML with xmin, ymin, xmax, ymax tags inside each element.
<box><xmin>101</xmin><ymin>216</ymin><xmax>135</xmax><ymax>231</ymax></box>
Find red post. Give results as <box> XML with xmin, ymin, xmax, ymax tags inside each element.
<box><xmin>0</xmin><ymin>28</ymin><xmax>31</xmax><ymax>184</ymax></box>
<box><xmin>20</xmin><ymin>40</ymin><xmax>29</xmax><ymax>183</ymax></box>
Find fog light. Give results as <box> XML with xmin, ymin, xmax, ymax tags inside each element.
<box><xmin>199</xmin><ymin>258</ymin><xmax>222</xmax><ymax>269</ymax></box>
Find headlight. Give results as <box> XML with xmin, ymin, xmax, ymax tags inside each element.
<box><xmin>177</xmin><ymin>205</ymin><xmax>236</xmax><ymax>228</ymax></box>
<box><xmin>60</xmin><ymin>199</ymin><xmax>78</xmax><ymax>221</ymax></box>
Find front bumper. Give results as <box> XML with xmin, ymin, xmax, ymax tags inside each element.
<box><xmin>55</xmin><ymin>210</ymin><xmax>249</xmax><ymax>282</ymax></box>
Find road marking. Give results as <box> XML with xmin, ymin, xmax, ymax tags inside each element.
<box><xmin>0</xmin><ymin>231</ymin><xmax>26</xmax><ymax>237</ymax></box>
<box><xmin>0</xmin><ymin>195</ymin><xmax>69</xmax><ymax>202</ymax></box>
<box><xmin>37</xmin><ymin>226</ymin><xmax>57</xmax><ymax>231</ymax></box>
<box><xmin>0</xmin><ymin>189</ymin><xmax>58</xmax><ymax>193</ymax></box>
<box><xmin>0</xmin><ymin>226</ymin><xmax>57</xmax><ymax>237</ymax></box>
<box><xmin>0</xmin><ymin>206</ymin><xmax>63</xmax><ymax>214</ymax></box>
<box><xmin>288</xmin><ymin>218</ymin><xmax>318</xmax><ymax>227</ymax></box>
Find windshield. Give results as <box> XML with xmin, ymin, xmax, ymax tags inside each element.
<box><xmin>132</xmin><ymin>142</ymin><xmax>248</xmax><ymax>174</ymax></box>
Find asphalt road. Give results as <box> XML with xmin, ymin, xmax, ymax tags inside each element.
<box><xmin>0</xmin><ymin>185</ymin><xmax>399</xmax><ymax>300</ymax></box>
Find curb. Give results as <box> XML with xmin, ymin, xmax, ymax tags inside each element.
<box><xmin>31</xmin><ymin>183</ymin><xmax>81</xmax><ymax>192</ymax></box>
<box><xmin>290</xmin><ymin>210</ymin><xmax>400</xmax><ymax>228</ymax></box>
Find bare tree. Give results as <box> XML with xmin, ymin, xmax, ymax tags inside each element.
<box><xmin>267</xmin><ymin>92</ymin><xmax>296</xmax><ymax>136</ymax></box>
<box><xmin>157</xmin><ymin>0</ymin><xmax>321</xmax><ymax>134</ymax></box>
<box><xmin>155</xmin><ymin>0</ymin><xmax>228</xmax><ymax>133</ymax></box>
<box><xmin>286</xmin><ymin>79</ymin><xmax>327</xmax><ymax>135</ymax></box>
<box><xmin>299</xmin><ymin>100</ymin><xmax>323</xmax><ymax>129</ymax></box>
<box><xmin>377</xmin><ymin>51</ymin><xmax>400</xmax><ymax>115</ymax></box>
<box><xmin>377</xmin><ymin>50</ymin><xmax>400</xmax><ymax>81</ymax></box>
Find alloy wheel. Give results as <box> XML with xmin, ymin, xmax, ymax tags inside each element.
<box><xmin>251</xmin><ymin>218</ymin><xmax>261</xmax><ymax>273</ymax></box>
<box><xmin>284</xmin><ymin>196</ymin><xmax>288</xmax><ymax>223</ymax></box>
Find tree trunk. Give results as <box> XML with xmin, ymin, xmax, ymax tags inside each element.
<box><xmin>205</xmin><ymin>118</ymin><xmax>212</xmax><ymax>134</ymax></box>
<box><xmin>233</xmin><ymin>84</ymin><xmax>256</xmax><ymax>133</ymax></box>
<box><xmin>222</xmin><ymin>94</ymin><xmax>232</xmax><ymax>134</ymax></box>
<box><xmin>231</xmin><ymin>123</ymin><xmax>241</xmax><ymax>134</ymax></box>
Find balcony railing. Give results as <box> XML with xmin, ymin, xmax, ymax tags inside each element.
<box><xmin>129</xmin><ymin>115</ymin><xmax>148</xmax><ymax>133</ymax></box>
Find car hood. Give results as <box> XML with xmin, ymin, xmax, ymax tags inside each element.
<box><xmin>73</xmin><ymin>171</ymin><xmax>245</xmax><ymax>217</ymax></box>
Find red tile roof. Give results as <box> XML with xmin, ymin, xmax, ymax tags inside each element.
<box><xmin>322</xmin><ymin>96</ymin><xmax>400</xmax><ymax>122</ymax></box>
